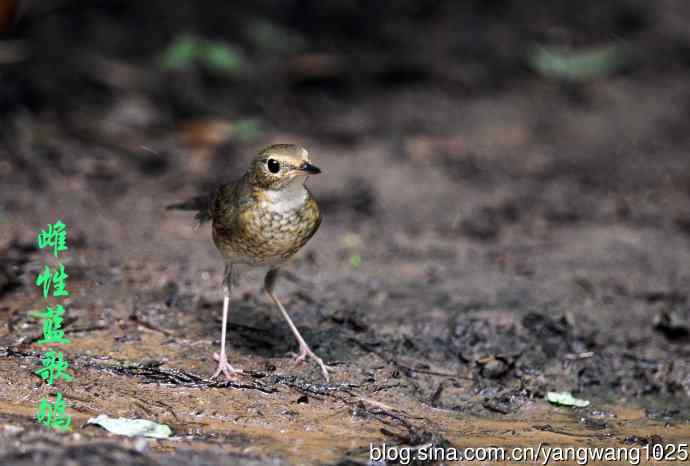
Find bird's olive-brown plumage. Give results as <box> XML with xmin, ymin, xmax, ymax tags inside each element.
<box><xmin>211</xmin><ymin>182</ymin><xmax>321</xmax><ymax>266</ymax></box>
<box><xmin>209</xmin><ymin>144</ymin><xmax>321</xmax><ymax>266</ymax></box>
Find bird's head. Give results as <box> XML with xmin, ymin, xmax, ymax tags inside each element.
<box><xmin>247</xmin><ymin>144</ymin><xmax>321</xmax><ymax>190</ymax></box>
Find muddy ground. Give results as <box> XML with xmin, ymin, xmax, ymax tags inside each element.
<box><xmin>1</xmin><ymin>1</ymin><xmax>690</xmax><ymax>465</ymax></box>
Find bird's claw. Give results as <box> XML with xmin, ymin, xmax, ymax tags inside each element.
<box><xmin>289</xmin><ymin>346</ymin><xmax>334</xmax><ymax>382</ymax></box>
<box><xmin>210</xmin><ymin>352</ymin><xmax>243</xmax><ymax>381</ymax></box>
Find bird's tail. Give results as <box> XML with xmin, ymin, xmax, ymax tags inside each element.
<box><xmin>166</xmin><ymin>195</ymin><xmax>212</xmax><ymax>228</ymax></box>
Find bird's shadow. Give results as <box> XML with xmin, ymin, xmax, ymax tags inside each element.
<box><xmin>199</xmin><ymin>293</ymin><xmax>343</xmax><ymax>361</ymax></box>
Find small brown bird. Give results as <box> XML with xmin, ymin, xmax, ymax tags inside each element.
<box><xmin>167</xmin><ymin>144</ymin><xmax>331</xmax><ymax>381</ymax></box>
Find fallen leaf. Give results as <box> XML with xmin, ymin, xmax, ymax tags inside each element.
<box><xmin>546</xmin><ymin>392</ymin><xmax>590</xmax><ymax>408</ymax></box>
<box><xmin>87</xmin><ymin>415</ymin><xmax>172</xmax><ymax>438</ymax></box>
<box><xmin>528</xmin><ymin>44</ymin><xmax>630</xmax><ymax>81</ymax></box>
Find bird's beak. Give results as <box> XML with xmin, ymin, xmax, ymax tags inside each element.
<box><xmin>298</xmin><ymin>162</ymin><xmax>321</xmax><ymax>175</ymax></box>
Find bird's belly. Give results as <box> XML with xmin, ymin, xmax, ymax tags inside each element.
<box><xmin>214</xmin><ymin>203</ymin><xmax>319</xmax><ymax>265</ymax></box>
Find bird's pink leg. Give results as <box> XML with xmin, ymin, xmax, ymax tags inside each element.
<box><xmin>210</xmin><ymin>266</ymin><xmax>242</xmax><ymax>380</ymax></box>
<box><xmin>265</xmin><ymin>269</ymin><xmax>333</xmax><ymax>382</ymax></box>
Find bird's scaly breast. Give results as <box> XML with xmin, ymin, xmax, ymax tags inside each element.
<box><xmin>222</xmin><ymin>191</ymin><xmax>320</xmax><ymax>264</ymax></box>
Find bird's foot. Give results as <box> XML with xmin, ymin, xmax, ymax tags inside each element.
<box><xmin>210</xmin><ymin>352</ymin><xmax>243</xmax><ymax>381</ymax></box>
<box><xmin>289</xmin><ymin>345</ymin><xmax>333</xmax><ymax>382</ymax></box>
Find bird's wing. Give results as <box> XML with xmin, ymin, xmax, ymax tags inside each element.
<box><xmin>166</xmin><ymin>178</ymin><xmax>244</xmax><ymax>230</ymax></box>
<box><xmin>210</xmin><ymin>179</ymin><xmax>244</xmax><ymax>226</ymax></box>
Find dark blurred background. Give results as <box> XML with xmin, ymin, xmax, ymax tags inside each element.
<box><xmin>2</xmin><ymin>0</ymin><xmax>689</xmax><ymax>189</ymax></box>
<box><xmin>2</xmin><ymin>0</ymin><xmax>690</xmax><ymax>203</ymax></box>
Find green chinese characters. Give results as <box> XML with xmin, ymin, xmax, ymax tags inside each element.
<box><xmin>34</xmin><ymin>219</ymin><xmax>73</xmax><ymax>432</ymax></box>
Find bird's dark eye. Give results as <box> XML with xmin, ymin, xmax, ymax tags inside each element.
<box><xmin>267</xmin><ymin>158</ymin><xmax>280</xmax><ymax>174</ymax></box>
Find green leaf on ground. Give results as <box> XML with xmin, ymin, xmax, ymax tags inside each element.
<box><xmin>159</xmin><ymin>34</ymin><xmax>201</xmax><ymax>71</ymax></box>
<box><xmin>546</xmin><ymin>391</ymin><xmax>590</xmax><ymax>408</ymax></box>
<box><xmin>232</xmin><ymin>118</ymin><xmax>262</xmax><ymax>142</ymax></box>
<box><xmin>159</xmin><ymin>34</ymin><xmax>245</xmax><ymax>74</ymax></box>
<box><xmin>528</xmin><ymin>44</ymin><xmax>630</xmax><ymax>81</ymax></box>
<box><xmin>203</xmin><ymin>41</ymin><xmax>245</xmax><ymax>74</ymax></box>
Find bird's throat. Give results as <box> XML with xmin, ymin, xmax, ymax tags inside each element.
<box><xmin>261</xmin><ymin>182</ymin><xmax>308</xmax><ymax>214</ymax></box>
